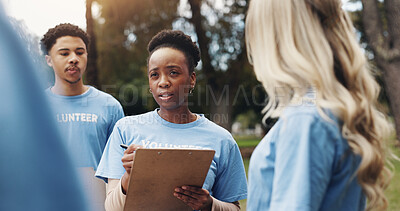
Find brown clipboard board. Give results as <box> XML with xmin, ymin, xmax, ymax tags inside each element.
<box><xmin>123</xmin><ymin>148</ymin><xmax>215</xmax><ymax>211</ymax></box>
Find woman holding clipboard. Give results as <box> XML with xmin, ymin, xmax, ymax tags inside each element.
<box><xmin>96</xmin><ymin>30</ymin><xmax>247</xmax><ymax>211</ymax></box>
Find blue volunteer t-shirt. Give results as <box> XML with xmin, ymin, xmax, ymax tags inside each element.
<box><xmin>45</xmin><ymin>86</ymin><xmax>124</xmax><ymax>170</ymax></box>
<box><xmin>0</xmin><ymin>4</ymin><xmax>89</xmax><ymax>210</ymax></box>
<box><xmin>247</xmin><ymin>104</ymin><xmax>365</xmax><ymax>211</ymax></box>
<box><xmin>96</xmin><ymin>109</ymin><xmax>247</xmax><ymax>202</ymax></box>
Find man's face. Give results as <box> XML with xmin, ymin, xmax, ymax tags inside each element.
<box><xmin>46</xmin><ymin>36</ymin><xmax>87</xmax><ymax>85</ymax></box>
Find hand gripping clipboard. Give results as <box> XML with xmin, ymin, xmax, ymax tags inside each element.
<box><xmin>123</xmin><ymin>148</ymin><xmax>215</xmax><ymax>211</ymax></box>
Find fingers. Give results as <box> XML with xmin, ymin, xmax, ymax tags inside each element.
<box><xmin>121</xmin><ymin>144</ymin><xmax>143</xmax><ymax>174</ymax></box>
<box><xmin>124</xmin><ymin>144</ymin><xmax>142</xmax><ymax>154</ymax></box>
<box><xmin>121</xmin><ymin>152</ymin><xmax>134</xmax><ymax>174</ymax></box>
<box><xmin>173</xmin><ymin>186</ymin><xmax>212</xmax><ymax>210</ymax></box>
<box><xmin>121</xmin><ymin>144</ymin><xmax>142</xmax><ymax>161</ymax></box>
<box><xmin>174</xmin><ymin>186</ymin><xmax>206</xmax><ymax>198</ymax></box>
<box><xmin>121</xmin><ymin>153</ymin><xmax>135</xmax><ymax>163</ymax></box>
<box><xmin>174</xmin><ymin>191</ymin><xmax>200</xmax><ymax>210</ymax></box>
<box><xmin>122</xmin><ymin>161</ymin><xmax>134</xmax><ymax>174</ymax></box>
<box><xmin>181</xmin><ymin>186</ymin><xmax>209</xmax><ymax>195</ymax></box>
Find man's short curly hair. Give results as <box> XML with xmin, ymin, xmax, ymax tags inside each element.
<box><xmin>41</xmin><ymin>23</ymin><xmax>89</xmax><ymax>55</ymax></box>
<box><xmin>147</xmin><ymin>30</ymin><xmax>200</xmax><ymax>73</ymax></box>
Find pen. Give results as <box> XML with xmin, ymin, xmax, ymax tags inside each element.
<box><xmin>120</xmin><ymin>144</ymin><xmax>129</xmax><ymax>149</ymax></box>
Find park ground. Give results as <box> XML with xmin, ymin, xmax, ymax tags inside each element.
<box><xmin>235</xmin><ymin>136</ymin><xmax>400</xmax><ymax>211</ymax></box>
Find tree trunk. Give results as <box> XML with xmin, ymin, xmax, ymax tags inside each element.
<box><xmin>361</xmin><ymin>0</ymin><xmax>400</xmax><ymax>142</ymax></box>
<box><xmin>85</xmin><ymin>0</ymin><xmax>99</xmax><ymax>87</ymax></box>
<box><xmin>376</xmin><ymin>59</ymin><xmax>400</xmax><ymax>142</ymax></box>
<box><xmin>208</xmin><ymin>88</ymin><xmax>233</xmax><ymax>130</ymax></box>
<box><xmin>187</xmin><ymin>0</ymin><xmax>217</xmax><ymax>89</ymax></box>
<box><xmin>188</xmin><ymin>0</ymin><xmax>231</xmax><ymax>130</ymax></box>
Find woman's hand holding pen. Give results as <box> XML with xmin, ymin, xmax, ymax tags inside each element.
<box><xmin>120</xmin><ymin>144</ymin><xmax>142</xmax><ymax>194</ymax></box>
<box><xmin>174</xmin><ymin>186</ymin><xmax>213</xmax><ymax>211</ymax></box>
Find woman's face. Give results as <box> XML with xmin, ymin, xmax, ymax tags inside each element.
<box><xmin>148</xmin><ymin>47</ymin><xmax>196</xmax><ymax>113</ymax></box>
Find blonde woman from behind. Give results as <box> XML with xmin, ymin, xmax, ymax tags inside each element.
<box><xmin>245</xmin><ymin>0</ymin><xmax>393</xmax><ymax>210</ymax></box>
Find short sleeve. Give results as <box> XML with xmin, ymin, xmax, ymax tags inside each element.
<box><xmin>96</xmin><ymin>122</ymin><xmax>127</xmax><ymax>183</ymax></box>
<box><xmin>270</xmin><ymin>114</ymin><xmax>336</xmax><ymax>210</ymax></box>
<box><xmin>212</xmin><ymin>142</ymin><xmax>248</xmax><ymax>202</ymax></box>
<box><xmin>107</xmin><ymin>103</ymin><xmax>124</xmax><ymax>139</ymax></box>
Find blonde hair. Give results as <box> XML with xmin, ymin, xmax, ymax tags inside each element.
<box><xmin>245</xmin><ymin>0</ymin><xmax>393</xmax><ymax>210</ymax></box>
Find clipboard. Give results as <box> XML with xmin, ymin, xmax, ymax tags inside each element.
<box><xmin>123</xmin><ymin>148</ymin><xmax>215</xmax><ymax>211</ymax></box>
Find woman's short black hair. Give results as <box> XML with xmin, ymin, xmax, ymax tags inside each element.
<box><xmin>147</xmin><ymin>30</ymin><xmax>200</xmax><ymax>73</ymax></box>
<box><xmin>41</xmin><ymin>23</ymin><xmax>89</xmax><ymax>55</ymax></box>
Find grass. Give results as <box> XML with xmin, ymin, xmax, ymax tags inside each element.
<box><xmin>239</xmin><ymin>159</ymin><xmax>249</xmax><ymax>210</ymax></box>
<box><xmin>235</xmin><ymin>136</ymin><xmax>261</xmax><ymax>148</ymax></box>
<box><xmin>386</xmin><ymin>139</ymin><xmax>400</xmax><ymax>211</ymax></box>
<box><xmin>235</xmin><ymin>136</ymin><xmax>256</xmax><ymax>211</ymax></box>
<box><xmin>236</xmin><ymin>136</ymin><xmax>400</xmax><ymax>210</ymax></box>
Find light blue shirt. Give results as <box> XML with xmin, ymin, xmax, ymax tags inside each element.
<box><xmin>247</xmin><ymin>104</ymin><xmax>365</xmax><ymax>211</ymax></box>
<box><xmin>45</xmin><ymin>86</ymin><xmax>124</xmax><ymax>170</ymax></box>
<box><xmin>96</xmin><ymin>109</ymin><xmax>247</xmax><ymax>202</ymax></box>
<box><xmin>0</xmin><ymin>4</ymin><xmax>88</xmax><ymax>210</ymax></box>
